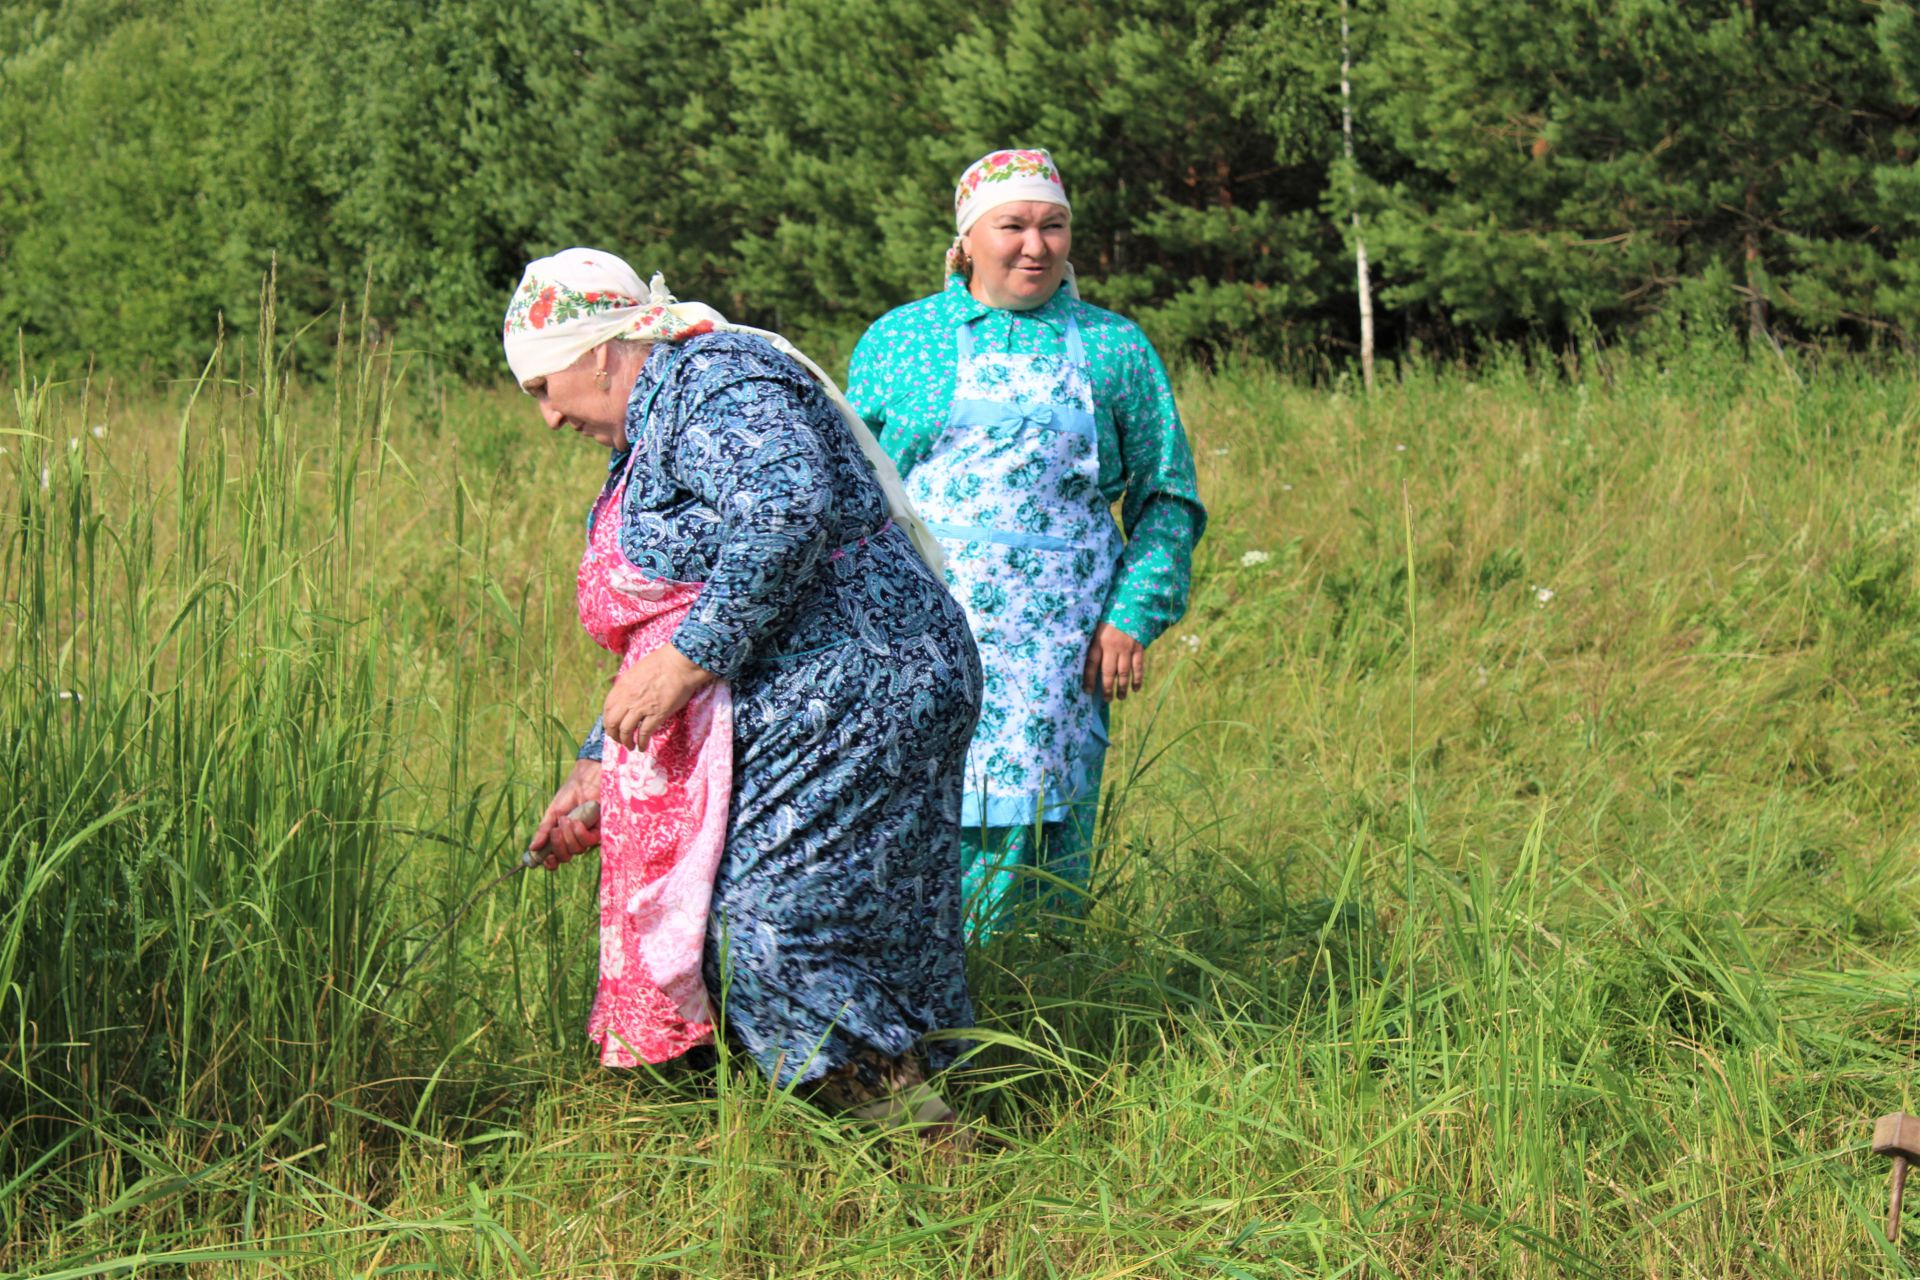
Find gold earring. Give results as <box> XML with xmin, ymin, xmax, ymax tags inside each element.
<box><xmin>593</xmin><ymin>370</ymin><xmax>612</xmax><ymax>391</ymax></box>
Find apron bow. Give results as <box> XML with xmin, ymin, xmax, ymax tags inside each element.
<box><xmin>1011</xmin><ymin>401</ymin><xmax>1055</xmax><ymax>432</ymax></box>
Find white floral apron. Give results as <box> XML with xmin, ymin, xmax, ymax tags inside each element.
<box><xmin>906</xmin><ymin>313</ymin><xmax>1122</xmax><ymax>829</ymax></box>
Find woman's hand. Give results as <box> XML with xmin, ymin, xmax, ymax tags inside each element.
<box><xmin>529</xmin><ymin>758</ymin><xmax>602</xmax><ymax>871</ymax></box>
<box><xmin>1082</xmin><ymin>622</ymin><xmax>1147</xmax><ymax>701</ymax></box>
<box><xmin>603</xmin><ymin>643</ymin><xmax>718</xmax><ymax>752</ymax></box>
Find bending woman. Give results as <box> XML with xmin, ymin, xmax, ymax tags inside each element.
<box><xmin>847</xmin><ymin>150</ymin><xmax>1206</xmax><ymax>937</ymax></box>
<box><xmin>509</xmin><ymin>249</ymin><xmax>979</xmax><ymax>1125</ymax></box>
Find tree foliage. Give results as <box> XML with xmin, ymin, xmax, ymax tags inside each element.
<box><xmin>1</xmin><ymin>0</ymin><xmax>1916</xmax><ymax>377</ymax></box>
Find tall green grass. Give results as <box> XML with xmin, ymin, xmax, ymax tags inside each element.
<box><xmin>1</xmin><ymin>296</ymin><xmax>596</xmax><ymax>1250</ymax></box>
<box><xmin>4</xmin><ymin>298</ymin><xmax>398</xmax><ymax>1125</ymax></box>
<box><xmin>5</xmin><ymin>315</ymin><xmax>1920</xmax><ymax>1276</ymax></box>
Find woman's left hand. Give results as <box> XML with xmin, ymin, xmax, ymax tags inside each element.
<box><xmin>1083</xmin><ymin>623</ymin><xmax>1147</xmax><ymax>701</ymax></box>
<box><xmin>602</xmin><ymin>644</ymin><xmax>719</xmax><ymax>751</ymax></box>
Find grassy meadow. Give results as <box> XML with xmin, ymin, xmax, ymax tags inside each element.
<box><xmin>7</xmin><ymin>311</ymin><xmax>1920</xmax><ymax>1277</ymax></box>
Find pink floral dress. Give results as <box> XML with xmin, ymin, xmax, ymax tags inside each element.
<box><xmin>576</xmin><ymin>474</ymin><xmax>734</xmax><ymax>1067</ymax></box>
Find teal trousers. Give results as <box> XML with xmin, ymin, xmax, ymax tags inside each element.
<box><xmin>959</xmin><ymin>795</ymin><xmax>1097</xmax><ymax>941</ymax></box>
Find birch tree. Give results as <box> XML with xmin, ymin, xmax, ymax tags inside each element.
<box><xmin>1340</xmin><ymin>0</ymin><xmax>1375</xmax><ymax>390</ymax></box>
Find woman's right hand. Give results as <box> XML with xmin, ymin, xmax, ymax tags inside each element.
<box><xmin>528</xmin><ymin>758</ymin><xmax>603</xmax><ymax>870</ymax></box>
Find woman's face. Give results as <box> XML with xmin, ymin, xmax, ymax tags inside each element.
<box><xmin>963</xmin><ymin>201</ymin><xmax>1071</xmax><ymax>310</ymax></box>
<box><xmin>521</xmin><ymin>344</ymin><xmax>642</xmax><ymax>449</ymax></box>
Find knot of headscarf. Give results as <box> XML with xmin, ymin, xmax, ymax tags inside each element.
<box><xmin>502</xmin><ymin>247</ymin><xmax>944</xmax><ymax>574</ymax></box>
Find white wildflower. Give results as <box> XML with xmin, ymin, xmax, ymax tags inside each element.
<box><xmin>91</xmin><ymin>423</ymin><xmax>107</xmax><ymax>439</ymax></box>
<box><xmin>1395</xmin><ymin>443</ymin><xmax>1408</xmax><ymax>453</ymax></box>
<box><xmin>1211</xmin><ymin>447</ymin><xmax>1231</xmax><ymax>456</ymax></box>
<box><xmin>67</xmin><ymin>437</ymin><xmax>79</xmax><ymax>452</ymax></box>
<box><xmin>57</xmin><ymin>690</ymin><xmax>82</xmax><ymax>702</ymax></box>
<box><xmin>1474</xmin><ymin>664</ymin><xmax>1490</xmax><ymax>689</ymax></box>
<box><xmin>1533</xmin><ymin>585</ymin><xmax>1555</xmax><ymax>607</ymax></box>
<box><xmin>1240</xmin><ymin>550</ymin><xmax>1271</xmax><ymax>567</ymax></box>
<box><xmin>1180</xmin><ymin>634</ymin><xmax>1202</xmax><ymax>651</ymax></box>
<box><xmin>1281</xmin><ymin>483</ymin><xmax>1293</xmax><ymax>491</ymax></box>
<box><xmin>39</xmin><ymin>466</ymin><xmax>50</xmax><ymax>491</ymax></box>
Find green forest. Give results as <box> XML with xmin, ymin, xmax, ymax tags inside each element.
<box><xmin>3</xmin><ymin>0</ymin><xmax>1918</xmax><ymax>377</ymax></box>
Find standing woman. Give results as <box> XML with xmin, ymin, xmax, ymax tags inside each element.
<box><xmin>847</xmin><ymin>150</ymin><xmax>1206</xmax><ymax>937</ymax></box>
<box><xmin>507</xmin><ymin>249</ymin><xmax>978</xmax><ymax>1128</ymax></box>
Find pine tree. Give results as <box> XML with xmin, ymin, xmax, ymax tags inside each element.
<box><xmin>941</xmin><ymin>0</ymin><xmax>1341</xmax><ymax>358</ymax></box>
<box><xmin>1365</xmin><ymin>0</ymin><xmax>1917</xmax><ymax>347</ymax></box>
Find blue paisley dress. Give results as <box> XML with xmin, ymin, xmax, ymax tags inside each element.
<box><xmin>576</xmin><ymin>331</ymin><xmax>980</xmax><ymax>1088</ymax></box>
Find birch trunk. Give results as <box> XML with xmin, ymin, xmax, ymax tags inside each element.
<box><xmin>1341</xmin><ymin>0</ymin><xmax>1375</xmax><ymax>392</ymax></box>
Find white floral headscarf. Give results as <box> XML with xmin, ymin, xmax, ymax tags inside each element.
<box><xmin>504</xmin><ymin>248</ymin><xmax>942</xmax><ymax>572</ymax></box>
<box><xmin>945</xmin><ymin>149</ymin><xmax>1079</xmax><ymax>297</ymax></box>
<box><xmin>953</xmin><ymin>148</ymin><xmax>1070</xmax><ymax>236</ymax></box>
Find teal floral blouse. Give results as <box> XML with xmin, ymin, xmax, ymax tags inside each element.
<box><xmin>847</xmin><ymin>277</ymin><xmax>1206</xmax><ymax>646</ymax></box>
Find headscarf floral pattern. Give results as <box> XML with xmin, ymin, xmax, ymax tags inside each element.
<box><xmin>947</xmin><ymin>148</ymin><xmax>1075</xmax><ymax>283</ymax></box>
<box><xmin>953</xmin><ymin>149</ymin><xmax>1068</xmax><ymax>231</ymax></box>
<box><xmin>501</xmin><ymin>256</ymin><xmax>715</xmax><ymax>369</ymax></box>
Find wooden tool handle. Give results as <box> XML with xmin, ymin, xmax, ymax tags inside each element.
<box><xmin>520</xmin><ymin>801</ymin><xmax>601</xmax><ymax>868</ymax></box>
<box><xmin>1891</xmin><ymin>1153</ymin><xmax>1909</xmax><ymax>1244</ymax></box>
